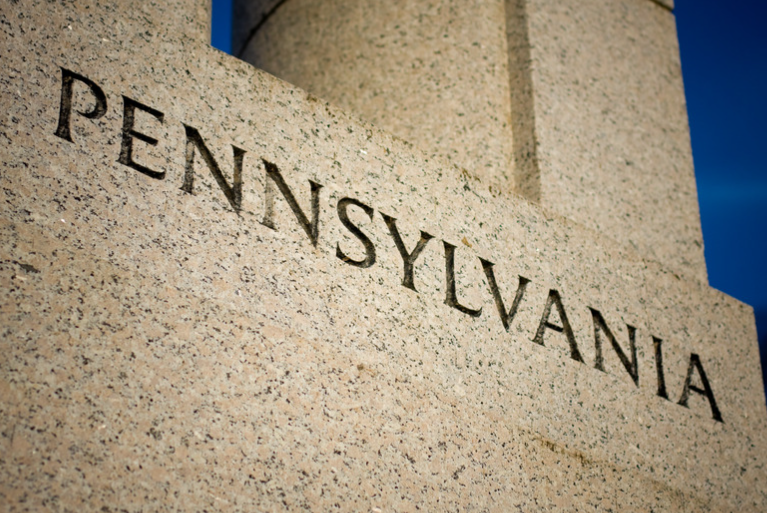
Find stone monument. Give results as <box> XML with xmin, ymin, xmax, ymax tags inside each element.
<box><xmin>1</xmin><ymin>0</ymin><xmax>764</xmax><ymax>511</ymax></box>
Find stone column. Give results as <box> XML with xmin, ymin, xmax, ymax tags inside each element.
<box><xmin>233</xmin><ymin>0</ymin><xmax>516</xmax><ymax>191</ymax></box>
<box><xmin>233</xmin><ymin>0</ymin><xmax>706</xmax><ymax>282</ymax></box>
<box><xmin>518</xmin><ymin>0</ymin><xmax>706</xmax><ymax>282</ymax></box>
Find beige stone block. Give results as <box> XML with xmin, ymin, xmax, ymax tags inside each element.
<box><xmin>235</xmin><ymin>0</ymin><xmax>700</xmax><ymax>284</ymax></box>
<box><xmin>236</xmin><ymin>0</ymin><xmax>516</xmax><ymax>193</ymax></box>
<box><xmin>0</xmin><ymin>1</ymin><xmax>763</xmax><ymax>510</ymax></box>
<box><xmin>523</xmin><ymin>0</ymin><xmax>703</xmax><ymax>281</ymax></box>
<box><xmin>53</xmin><ymin>0</ymin><xmax>212</xmax><ymax>47</ymax></box>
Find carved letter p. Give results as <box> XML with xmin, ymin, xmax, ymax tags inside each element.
<box><xmin>54</xmin><ymin>67</ymin><xmax>107</xmax><ymax>142</ymax></box>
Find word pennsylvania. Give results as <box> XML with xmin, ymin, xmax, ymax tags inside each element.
<box><xmin>54</xmin><ymin>67</ymin><xmax>723</xmax><ymax>422</ymax></box>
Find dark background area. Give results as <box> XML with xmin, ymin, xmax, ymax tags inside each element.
<box><xmin>675</xmin><ymin>0</ymin><xmax>767</xmax><ymax>392</ymax></box>
<box><xmin>209</xmin><ymin>0</ymin><xmax>767</xmax><ymax>397</ymax></box>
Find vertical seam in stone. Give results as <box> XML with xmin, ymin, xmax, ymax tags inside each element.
<box><xmin>235</xmin><ymin>0</ymin><xmax>293</xmax><ymax>58</ymax></box>
<box><xmin>505</xmin><ymin>0</ymin><xmax>541</xmax><ymax>203</ymax></box>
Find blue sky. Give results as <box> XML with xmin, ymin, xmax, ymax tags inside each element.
<box><xmin>210</xmin><ymin>0</ymin><xmax>767</xmax><ymax>347</ymax></box>
<box><xmin>676</xmin><ymin>0</ymin><xmax>767</xmax><ymax>337</ymax></box>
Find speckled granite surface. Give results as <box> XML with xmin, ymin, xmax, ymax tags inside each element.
<box><xmin>238</xmin><ymin>0</ymin><xmax>516</xmax><ymax>196</ymax></box>
<box><xmin>235</xmin><ymin>0</ymin><xmax>700</xmax><ymax>284</ymax></box>
<box><xmin>1</xmin><ymin>1</ymin><xmax>764</xmax><ymax>511</ymax></box>
<box><xmin>524</xmin><ymin>0</ymin><xmax>702</xmax><ymax>281</ymax></box>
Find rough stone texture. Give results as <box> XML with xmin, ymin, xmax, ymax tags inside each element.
<box><xmin>236</xmin><ymin>0</ymin><xmax>516</xmax><ymax>194</ymax></box>
<box><xmin>524</xmin><ymin>0</ymin><xmax>705</xmax><ymax>282</ymax></box>
<box><xmin>234</xmin><ymin>0</ymin><xmax>702</xmax><ymax>284</ymax></box>
<box><xmin>1</xmin><ymin>1</ymin><xmax>765</xmax><ymax>511</ymax></box>
<box><xmin>60</xmin><ymin>0</ymin><xmax>212</xmax><ymax>46</ymax></box>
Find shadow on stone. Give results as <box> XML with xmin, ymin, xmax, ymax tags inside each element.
<box><xmin>756</xmin><ymin>310</ymin><xmax>767</xmax><ymax>404</ymax></box>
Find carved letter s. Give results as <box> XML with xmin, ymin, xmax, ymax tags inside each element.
<box><xmin>336</xmin><ymin>197</ymin><xmax>376</xmax><ymax>268</ymax></box>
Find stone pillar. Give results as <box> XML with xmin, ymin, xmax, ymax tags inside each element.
<box><xmin>519</xmin><ymin>0</ymin><xmax>705</xmax><ymax>282</ymax></box>
<box><xmin>233</xmin><ymin>0</ymin><xmax>516</xmax><ymax>191</ymax></box>
<box><xmin>233</xmin><ymin>0</ymin><xmax>706</xmax><ymax>282</ymax></box>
